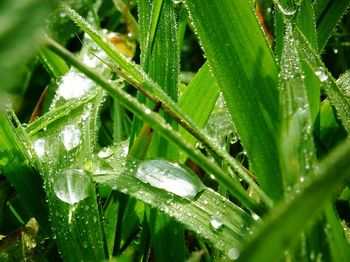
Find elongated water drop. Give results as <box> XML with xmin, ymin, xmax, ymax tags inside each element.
<box><xmin>135</xmin><ymin>160</ymin><xmax>204</xmax><ymax>200</ymax></box>
<box><xmin>61</xmin><ymin>124</ymin><xmax>81</xmax><ymax>151</ymax></box>
<box><xmin>53</xmin><ymin>168</ymin><xmax>91</xmax><ymax>204</ymax></box>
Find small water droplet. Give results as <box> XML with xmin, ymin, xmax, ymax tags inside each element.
<box><xmin>144</xmin><ymin>108</ymin><xmax>151</xmax><ymax>115</ymax></box>
<box><xmin>61</xmin><ymin>124</ymin><xmax>81</xmax><ymax>151</ymax></box>
<box><xmin>98</xmin><ymin>147</ymin><xmax>113</xmax><ymax>158</ymax></box>
<box><xmin>172</xmin><ymin>0</ymin><xmax>183</xmax><ymax>4</ymax></box>
<box><xmin>227</xmin><ymin>247</ymin><xmax>239</xmax><ymax>260</ymax></box>
<box><xmin>315</xmin><ymin>67</ymin><xmax>328</xmax><ymax>82</ymax></box>
<box><xmin>33</xmin><ymin>138</ymin><xmax>46</xmax><ymax>159</ymax></box>
<box><xmin>135</xmin><ymin>160</ymin><xmax>204</xmax><ymax>200</ymax></box>
<box><xmin>53</xmin><ymin>168</ymin><xmax>91</xmax><ymax>204</ymax></box>
<box><xmin>209</xmin><ymin>216</ymin><xmax>224</xmax><ymax>231</ymax></box>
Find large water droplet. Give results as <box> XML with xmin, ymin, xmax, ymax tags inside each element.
<box><xmin>61</xmin><ymin>124</ymin><xmax>81</xmax><ymax>151</ymax></box>
<box><xmin>135</xmin><ymin>160</ymin><xmax>204</xmax><ymax>200</ymax></box>
<box><xmin>209</xmin><ymin>216</ymin><xmax>224</xmax><ymax>231</ymax></box>
<box><xmin>53</xmin><ymin>169</ymin><xmax>91</xmax><ymax>204</ymax></box>
<box><xmin>315</xmin><ymin>67</ymin><xmax>328</xmax><ymax>82</ymax></box>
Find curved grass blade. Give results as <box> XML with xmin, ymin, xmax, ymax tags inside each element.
<box><xmin>237</xmin><ymin>140</ymin><xmax>350</xmax><ymax>262</ymax></box>
<box><xmin>60</xmin><ymin>3</ymin><xmax>271</xmax><ymax>207</ymax></box>
<box><xmin>184</xmin><ymin>0</ymin><xmax>282</xmax><ymax>201</ymax></box>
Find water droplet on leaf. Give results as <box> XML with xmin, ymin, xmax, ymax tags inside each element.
<box><xmin>53</xmin><ymin>168</ymin><xmax>91</xmax><ymax>204</ymax></box>
<box><xmin>209</xmin><ymin>216</ymin><xmax>224</xmax><ymax>231</ymax></box>
<box><xmin>61</xmin><ymin>124</ymin><xmax>81</xmax><ymax>151</ymax></box>
<box><xmin>227</xmin><ymin>247</ymin><xmax>239</xmax><ymax>260</ymax></box>
<box><xmin>315</xmin><ymin>67</ymin><xmax>328</xmax><ymax>82</ymax></box>
<box><xmin>135</xmin><ymin>160</ymin><xmax>204</xmax><ymax>200</ymax></box>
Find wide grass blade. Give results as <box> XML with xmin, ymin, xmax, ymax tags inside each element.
<box><xmin>237</xmin><ymin>140</ymin><xmax>350</xmax><ymax>262</ymax></box>
<box><xmin>184</xmin><ymin>0</ymin><xmax>283</xmax><ymax>201</ymax></box>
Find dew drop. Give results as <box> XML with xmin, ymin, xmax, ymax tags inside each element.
<box><xmin>135</xmin><ymin>160</ymin><xmax>204</xmax><ymax>200</ymax></box>
<box><xmin>315</xmin><ymin>67</ymin><xmax>328</xmax><ymax>82</ymax></box>
<box><xmin>277</xmin><ymin>2</ymin><xmax>296</xmax><ymax>17</ymax></box>
<box><xmin>56</xmin><ymin>70</ymin><xmax>94</xmax><ymax>100</ymax></box>
<box><xmin>172</xmin><ymin>0</ymin><xmax>183</xmax><ymax>4</ymax></box>
<box><xmin>33</xmin><ymin>138</ymin><xmax>46</xmax><ymax>159</ymax></box>
<box><xmin>98</xmin><ymin>147</ymin><xmax>113</xmax><ymax>159</ymax></box>
<box><xmin>144</xmin><ymin>108</ymin><xmax>151</xmax><ymax>115</ymax></box>
<box><xmin>227</xmin><ymin>247</ymin><xmax>239</xmax><ymax>260</ymax></box>
<box><xmin>53</xmin><ymin>168</ymin><xmax>91</xmax><ymax>204</ymax></box>
<box><xmin>209</xmin><ymin>216</ymin><xmax>224</xmax><ymax>231</ymax></box>
<box><xmin>61</xmin><ymin>124</ymin><xmax>81</xmax><ymax>151</ymax></box>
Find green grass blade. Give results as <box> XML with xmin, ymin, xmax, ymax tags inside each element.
<box><xmin>38</xmin><ymin>47</ymin><xmax>70</xmax><ymax>78</ymax></box>
<box><xmin>315</xmin><ymin>0</ymin><xmax>350</xmax><ymax>51</ymax></box>
<box><xmin>237</xmin><ymin>140</ymin><xmax>350</xmax><ymax>262</ymax></box>
<box><xmin>296</xmin><ymin>29</ymin><xmax>350</xmax><ymax>134</ymax></box>
<box><xmin>138</xmin><ymin>0</ymin><xmax>184</xmax><ymax>259</ymax></box>
<box><xmin>279</xmin><ymin>22</ymin><xmax>316</xmax><ymax>188</ymax></box>
<box><xmin>184</xmin><ymin>0</ymin><xmax>283</xmax><ymax>201</ymax></box>
<box><xmin>0</xmin><ymin>111</ymin><xmax>50</xmax><ymax>233</ymax></box>
<box><xmin>45</xmin><ymin>37</ymin><xmax>264</xmax><ymax>213</ymax></box>
<box><xmin>296</xmin><ymin>0</ymin><xmax>320</xmax><ymax>122</ymax></box>
<box><xmin>94</xmin><ymin>160</ymin><xmax>254</xmax><ymax>256</ymax></box>
<box><xmin>179</xmin><ymin>62</ymin><xmax>219</xmax><ymax>149</ymax></box>
<box><xmin>324</xmin><ymin>203</ymin><xmax>350</xmax><ymax>261</ymax></box>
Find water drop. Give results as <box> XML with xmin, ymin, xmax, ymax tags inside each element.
<box><xmin>315</xmin><ymin>67</ymin><xmax>328</xmax><ymax>82</ymax></box>
<box><xmin>209</xmin><ymin>216</ymin><xmax>224</xmax><ymax>231</ymax></box>
<box><xmin>277</xmin><ymin>2</ymin><xmax>296</xmax><ymax>17</ymax></box>
<box><xmin>135</xmin><ymin>160</ymin><xmax>204</xmax><ymax>200</ymax></box>
<box><xmin>53</xmin><ymin>168</ymin><xmax>91</xmax><ymax>204</ymax></box>
<box><xmin>227</xmin><ymin>247</ymin><xmax>239</xmax><ymax>260</ymax></box>
<box><xmin>33</xmin><ymin>138</ymin><xmax>46</xmax><ymax>159</ymax></box>
<box><xmin>56</xmin><ymin>70</ymin><xmax>94</xmax><ymax>100</ymax></box>
<box><xmin>144</xmin><ymin>108</ymin><xmax>151</xmax><ymax>115</ymax></box>
<box><xmin>61</xmin><ymin>124</ymin><xmax>81</xmax><ymax>151</ymax></box>
<box><xmin>172</xmin><ymin>0</ymin><xmax>183</xmax><ymax>4</ymax></box>
<box><xmin>98</xmin><ymin>147</ymin><xmax>113</xmax><ymax>158</ymax></box>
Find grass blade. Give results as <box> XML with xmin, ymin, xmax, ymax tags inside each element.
<box><xmin>184</xmin><ymin>0</ymin><xmax>283</xmax><ymax>201</ymax></box>
<box><xmin>296</xmin><ymin>29</ymin><xmax>350</xmax><ymax>135</ymax></box>
<box><xmin>237</xmin><ymin>140</ymin><xmax>350</xmax><ymax>262</ymax></box>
